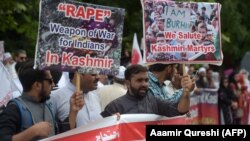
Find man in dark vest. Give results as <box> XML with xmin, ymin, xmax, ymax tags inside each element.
<box><xmin>0</xmin><ymin>60</ymin><xmax>84</xmax><ymax>141</ymax></box>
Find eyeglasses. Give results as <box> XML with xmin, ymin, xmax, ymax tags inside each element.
<box><xmin>43</xmin><ymin>78</ymin><xmax>54</xmax><ymax>84</ymax></box>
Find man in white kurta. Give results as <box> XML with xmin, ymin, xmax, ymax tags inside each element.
<box><xmin>98</xmin><ymin>66</ymin><xmax>127</xmax><ymax>111</ymax></box>
<box><xmin>50</xmin><ymin>73</ymin><xmax>102</xmax><ymax>129</ymax></box>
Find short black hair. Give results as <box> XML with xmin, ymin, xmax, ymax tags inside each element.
<box><xmin>14</xmin><ymin>49</ymin><xmax>26</xmax><ymax>56</ymax></box>
<box><xmin>15</xmin><ymin>58</ymin><xmax>32</xmax><ymax>73</ymax></box>
<box><xmin>125</xmin><ymin>64</ymin><xmax>148</xmax><ymax>80</ymax></box>
<box><xmin>18</xmin><ymin>60</ymin><xmax>47</xmax><ymax>92</ymax></box>
<box><xmin>15</xmin><ymin>61</ymin><xmax>25</xmax><ymax>74</ymax></box>
<box><xmin>149</xmin><ymin>63</ymin><xmax>171</xmax><ymax>72</ymax></box>
<box><xmin>69</xmin><ymin>72</ymin><xmax>74</xmax><ymax>81</ymax></box>
<box><xmin>156</xmin><ymin>31</ymin><xmax>164</xmax><ymax>38</ymax></box>
<box><xmin>50</xmin><ymin>70</ymin><xmax>62</xmax><ymax>85</ymax></box>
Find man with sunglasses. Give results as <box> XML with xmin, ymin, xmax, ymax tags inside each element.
<box><xmin>0</xmin><ymin>60</ymin><xmax>84</xmax><ymax>141</ymax></box>
<box><xmin>14</xmin><ymin>49</ymin><xmax>27</xmax><ymax>63</ymax></box>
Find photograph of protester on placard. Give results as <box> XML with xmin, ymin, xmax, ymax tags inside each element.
<box><xmin>35</xmin><ymin>0</ymin><xmax>125</xmax><ymax>74</ymax></box>
<box><xmin>142</xmin><ymin>0</ymin><xmax>222</xmax><ymax>65</ymax></box>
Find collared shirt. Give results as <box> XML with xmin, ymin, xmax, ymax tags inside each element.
<box><xmin>148</xmin><ymin>71</ymin><xmax>183</xmax><ymax>104</ymax></box>
<box><xmin>163</xmin><ymin>80</ymin><xmax>183</xmax><ymax>104</ymax></box>
<box><xmin>101</xmin><ymin>93</ymin><xmax>182</xmax><ymax>118</ymax></box>
<box><xmin>148</xmin><ymin>71</ymin><xmax>167</xmax><ymax>99</ymax></box>
<box><xmin>50</xmin><ymin>81</ymin><xmax>102</xmax><ymax>127</ymax></box>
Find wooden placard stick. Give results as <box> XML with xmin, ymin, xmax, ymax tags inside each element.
<box><xmin>74</xmin><ymin>72</ymin><xmax>81</xmax><ymax>111</ymax></box>
<box><xmin>76</xmin><ymin>72</ymin><xmax>80</xmax><ymax>92</ymax></box>
<box><xmin>182</xmin><ymin>64</ymin><xmax>186</xmax><ymax>75</ymax></box>
<box><xmin>182</xmin><ymin>64</ymin><xmax>189</xmax><ymax>92</ymax></box>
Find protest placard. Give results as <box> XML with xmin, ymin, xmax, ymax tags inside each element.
<box><xmin>142</xmin><ymin>0</ymin><xmax>222</xmax><ymax>65</ymax></box>
<box><xmin>35</xmin><ymin>0</ymin><xmax>125</xmax><ymax>75</ymax></box>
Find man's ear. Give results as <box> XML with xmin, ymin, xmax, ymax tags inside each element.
<box><xmin>125</xmin><ymin>79</ymin><xmax>130</xmax><ymax>86</ymax></box>
<box><xmin>32</xmin><ymin>81</ymin><xmax>41</xmax><ymax>90</ymax></box>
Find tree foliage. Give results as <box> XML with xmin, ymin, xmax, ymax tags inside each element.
<box><xmin>0</xmin><ymin>0</ymin><xmax>249</xmax><ymax>68</ymax></box>
<box><xmin>0</xmin><ymin>0</ymin><xmax>39</xmax><ymax>56</ymax></box>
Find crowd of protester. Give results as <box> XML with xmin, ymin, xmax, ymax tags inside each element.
<box><xmin>0</xmin><ymin>49</ymin><xmax>250</xmax><ymax>141</ymax></box>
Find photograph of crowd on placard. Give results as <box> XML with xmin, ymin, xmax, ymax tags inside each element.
<box><xmin>143</xmin><ymin>0</ymin><xmax>222</xmax><ymax>64</ymax></box>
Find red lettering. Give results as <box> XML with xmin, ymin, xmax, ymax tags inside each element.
<box><xmin>86</xmin><ymin>55</ymin><xmax>93</xmax><ymax>66</ymax></box>
<box><xmin>95</xmin><ymin>9</ymin><xmax>103</xmax><ymax>21</ymax></box>
<box><xmin>60</xmin><ymin>53</ymin><xmax>113</xmax><ymax>68</ymax></box>
<box><xmin>46</xmin><ymin>50</ymin><xmax>51</xmax><ymax>64</ymax></box>
<box><xmin>178</xmin><ymin>32</ymin><xmax>202</xmax><ymax>40</ymax></box>
<box><xmin>62</xmin><ymin>52</ymin><xmax>72</xmax><ymax>65</ymax></box>
<box><xmin>107</xmin><ymin>59</ymin><xmax>113</xmax><ymax>68</ymax></box>
<box><xmin>196</xmin><ymin>33</ymin><xmax>201</xmax><ymax>40</ymax></box>
<box><xmin>45</xmin><ymin>50</ymin><xmax>59</xmax><ymax>65</ymax></box>
<box><xmin>210</xmin><ymin>45</ymin><xmax>215</xmax><ymax>53</ymax></box>
<box><xmin>187</xmin><ymin>45</ymin><xmax>193</xmax><ymax>51</ymax></box>
<box><xmin>79</xmin><ymin>57</ymin><xmax>85</xmax><ymax>66</ymax></box>
<box><xmin>164</xmin><ymin>31</ymin><xmax>176</xmax><ymax>40</ymax></box>
<box><xmin>66</xmin><ymin>4</ymin><xmax>76</xmax><ymax>17</ymax></box>
<box><xmin>151</xmin><ymin>44</ymin><xmax>157</xmax><ymax>52</ymax></box>
<box><xmin>58</xmin><ymin>3</ymin><xmax>110</xmax><ymax>22</ymax></box>
<box><xmin>51</xmin><ymin>54</ymin><xmax>59</xmax><ymax>64</ymax></box>
<box><xmin>86</xmin><ymin>7</ymin><xmax>95</xmax><ymax>19</ymax></box>
<box><xmin>71</xmin><ymin>56</ymin><xmax>79</xmax><ymax>66</ymax></box>
<box><xmin>75</xmin><ymin>6</ymin><xmax>86</xmax><ymax>19</ymax></box>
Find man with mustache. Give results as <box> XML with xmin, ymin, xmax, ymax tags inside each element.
<box><xmin>50</xmin><ymin>72</ymin><xmax>101</xmax><ymax>132</ymax></box>
<box><xmin>101</xmin><ymin>64</ymin><xmax>191</xmax><ymax>117</ymax></box>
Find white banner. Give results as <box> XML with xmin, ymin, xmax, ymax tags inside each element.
<box><xmin>40</xmin><ymin>114</ymin><xmax>186</xmax><ymax>141</ymax></box>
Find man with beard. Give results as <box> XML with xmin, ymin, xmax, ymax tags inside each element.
<box><xmin>50</xmin><ymin>71</ymin><xmax>101</xmax><ymax>131</ymax></box>
<box><xmin>0</xmin><ymin>60</ymin><xmax>84</xmax><ymax>141</ymax></box>
<box><xmin>2</xmin><ymin>52</ymin><xmax>22</xmax><ymax>98</ymax></box>
<box><xmin>101</xmin><ymin>64</ymin><xmax>191</xmax><ymax>117</ymax></box>
<box><xmin>3</xmin><ymin>52</ymin><xmax>17</xmax><ymax>78</ymax></box>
